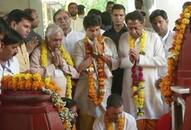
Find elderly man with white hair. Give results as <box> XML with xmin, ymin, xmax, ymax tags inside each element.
<box><xmin>30</xmin><ymin>24</ymin><xmax>79</xmax><ymax>98</ymax></box>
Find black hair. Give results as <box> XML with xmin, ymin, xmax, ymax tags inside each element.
<box><xmin>107</xmin><ymin>1</ymin><xmax>115</xmax><ymax>6</ymax></box>
<box><xmin>83</xmin><ymin>14</ymin><xmax>102</xmax><ymax>30</ymax></box>
<box><xmin>107</xmin><ymin>94</ymin><xmax>123</xmax><ymax>108</ymax></box>
<box><xmin>112</xmin><ymin>4</ymin><xmax>125</xmax><ymax>12</ymax></box>
<box><xmin>0</xmin><ymin>17</ymin><xmax>23</xmax><ymax>44</ymax></box>
<box><xmin>87</xmin><ymin>9</ymin><xmax>102</xmax><ymax>16</ymax></box>
<box><xmin>125</xmin><ymin>10</ymin><xmax>144</xmax><ymax>23</ymax></box>
<box><xmin>149</xmin><ymin>9</ymin><xmax>168</xmax><ymax>23</ymax></box>
<box><xmin>0</xmin><ymin>17</ymin><xmax>9</xmax><ymax>33</ymax></box>
<box><xmin>7</xmin><ymin>9</ymin><xmax>33</xmax><ymax>24</ymax></box>
<box><xmin>62</xmin><ymin>98</ymin><xmax>77</xmax><ymax>109</ymax></box>
<box><xmin>24</xmin><ymin>8</ymin><xmax>36</xmax><ymax>17</ymax></box>
<box><xmin>183</xmin><ymin>1</ymin><xmax>191</xmax><ymax>9</ymax></box>
<box><xmin>101</xmin><ymin>11</ymin><xmax>112</xmax><ymax>26</ymax></box>
<box><xmin>2</xmin><ymin>30</ymin><xmax>23</xmax><ymax>44</ymax></box>
<box><xmin>78</xmin><ymin>4</ymin><xmax>85</xmax><ymax>15</ymax></box>
<box><xmin>68</xmin><ymin>2</ymin><xmax>78</xmax><ymax>8</ymax></box>
<box><xmin>135</xmin><ymin>0</ymin><xmax>143</xmax><ymax>10</ymax></box>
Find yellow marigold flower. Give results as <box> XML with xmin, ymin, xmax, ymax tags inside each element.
<box><xmin>183</xmin><ymin>13</ymin><xmax>191</xmax><ymax>18</ymax></box>
<box><xmin>138</xmin><ymin>90</ymin><xmax>144</xmax><ymax>98</ymax></box>
<box><xmin>182</xmin><ymin>18</ymin><xmax>190</xmax><ymax>24</ymax></box>
<box><xmin>132</xmin><ymin>86</ymin><xmax>138</xmax><ymax>91</ymax></box>
<box><xmin>33</xmin><ymin>73</ymin><xmax>42</xmax><ymax>81</ymax></box>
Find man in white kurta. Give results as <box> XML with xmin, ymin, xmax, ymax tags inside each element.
<box><xmin>149</xmin><ymin>9</ymin><xmax>174</xmax><ymax>78</ymax></box>
<box><xmin>53</xmin><ymin>10</ymin><xmax>85</xmax><ymax>58</ymax></box>
<box><xmin>73</xmin><ymin>14</ymin><xmax>119</xmax><ymax>130</ymax></box>
<box><xmin>93</xmin><ymin>94</ymin><xmax>137</xmax><ymax>130</ymax></box>
<box><xmin>93</xmin><ymin>112</ymin><xmax>137</xmax><ymax>130</ymax></box>
<box><xmin>119</xmin><ymin>11</ymin><xmax>166</xmax><ymax>130</ymax></box>
<box><xmin>68</xmin><ymin>2</ymin><xmax>84</xmax><ymax>32</ymax></box>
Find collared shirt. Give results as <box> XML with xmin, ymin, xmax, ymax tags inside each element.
<box><xmin>0</xmin><ymin>57</ymin><xmax>20</xmax><ymax>93</ymax></box>
<box><xmin>103</xmin><ymin>25</ymin><xmax>128</xmax><ymax>50</ymax></box>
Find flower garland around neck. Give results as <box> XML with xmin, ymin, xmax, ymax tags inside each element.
<box><xmin>84</xmin><ymin>36</ymin><xmax>106</xmax><ymax>106</ymax></box>
<box><xmin>41</xmin><ymin>41</ymin><xmax>74</xmax><ymax>99</ymax></box>
<box><xmin>104</xmin><ymin>111</ymin><xmax>125</xmax><ymax>130</ymax></box>
<box><xmin>128</xmin><ymin>31</ymin><xmax>147</xmax><ymax>116</ymax></box>
<box><xmin>160</xmin><ymin>5</ymin><xmax>191</xmax><ymax>104</ymax></box>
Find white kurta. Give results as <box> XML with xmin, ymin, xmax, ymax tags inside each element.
<box><xmin>119</xmin><ymin>30</ymin><xmax>167</xmax><ymax>120</ymax></box>
<box><xmin>0</xmin><ymin>56</ymin><xmax>20</xmax><ymax>94</ymax></box>
<box><xmin>70</xmin><ymin>17</ymin><xmax>84</xmax><ymax>32</ymax></box>
<box><xmin>73</xmin><ymin>37</ymin><xmax>119</xmax><ymax>118</ymax></box>
<box><xmin>93</xmin><ymin>112</ymin><xmax>138</xmax><ymax>130</ymax></box>
<box><xmin>63</xmin><ymin>30</ymin><xmax>85</xmax><ymax>57</ymax></box>
<box><xmin>158</xmin><ymin>29</ymin><xmax>174</xmax><ymax>77</ymax></box>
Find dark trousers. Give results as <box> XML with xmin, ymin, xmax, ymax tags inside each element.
<box><xmin>111</xmin><ymin>68</ymin><xmax>124</xmax><ymax>95</ymax></box>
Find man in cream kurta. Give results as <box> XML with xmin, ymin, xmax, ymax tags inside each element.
<box><xmin>74</xmin><ymin>37</ymin><xmax>118</xmax><ymax>116</ymax></box>
<box><xmin>30</xmin><ymin>24</ymin><xmax>79</xmax><ymax>97</ymax></box>
<box><xmin>73</xmin><ymin>14</ymin><xmax>119</xmax><ymax>130</ymax></box>
<box><xmin>30</xmin><ymin>46</ymin><xmax>78</xmax><ymax>96</ymax></box>
<box><xmin>119</xmin><ymin>11</ymin><xmax>166</xmax><ymax>130</ymax></box>
<box><xmin>7</xmin><ymin>9</ymin><xmax>33</xmax><ymax>72</ymax></box>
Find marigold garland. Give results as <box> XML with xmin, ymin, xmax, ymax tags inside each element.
<box><xmin>1</xmin><ymin>73</ymin><xmax>61</xmax><ymax>93</ymax></box>
<box><xmin>41</xmin><ymin>41</ymin><xmax>74</xmax><ymax>99</ymax></box>
<box><xmin>84</xmin><ymin>36</ymin><xmax>106</xmax><ymax>106</ymax></box>
<box><xmin>160</xmin><ymin>5</ymin><xmax>191</xmax><ymax>104</ymax></box>
<box><xmin>128</xmin><ymin>31</ymin><xmax>147</xmax><ymax>116</ymax></box>
<box><xmin>104</xmin><ymin>111</ymin><xmax>125</xmax><ymax>130</ymax></box>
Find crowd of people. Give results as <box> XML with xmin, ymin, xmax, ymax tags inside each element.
<box><xmin>1</xmin><ymin>0</ymin><xmax>191</xmax><ymax>130</ymax></box>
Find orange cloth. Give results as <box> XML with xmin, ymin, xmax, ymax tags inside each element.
<box><xmin>137</xmin><ymin>119</ymin><xmax>158</xmax><ymax>130</ymax></box>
